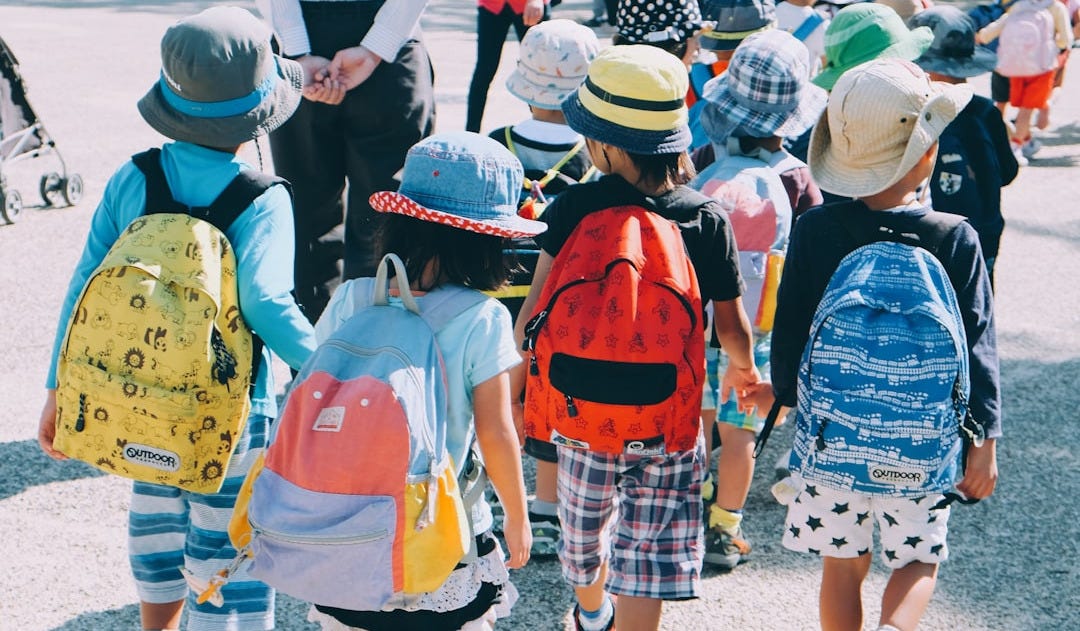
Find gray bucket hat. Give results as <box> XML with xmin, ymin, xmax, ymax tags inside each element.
<box><xmin>909</xmin><ymin>6</ymin><xmax>998</xmax><ymax>79</ymax></box>
<box><xmin>137</xmin><ymin>6</ymin><xmax>303</xmax><ymax>147</ymax></box>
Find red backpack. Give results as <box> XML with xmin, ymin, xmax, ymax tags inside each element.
<box><xmin>522</xmin><ymin>205</ymin><xmax>705</xmax><ymax>455</ymax></box>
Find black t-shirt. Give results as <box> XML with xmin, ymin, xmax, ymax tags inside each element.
<box><xmin>535</xmin><ymin>174</ymin><xmax>745</xmax><ymax>303</ymax></box>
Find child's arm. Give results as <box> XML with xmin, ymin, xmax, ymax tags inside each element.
<box><xmin>473</xmin><ymin>371</ymin><xmax>532</xmax><ymax>569</ymax></box>
<box><xmin>975</xmin><ymin>14</ymin><xmax>1007</xmax><ymax>45</ymax></box>
<box><xmin>511</xmin><ymin>251</ymin><xmax>555</xmax><ymax>399</ymax></box>
<box><xmin>1051</xmin><ymin>2</ymin><xmax>1075</xmax><ymax>49</ymax></box>
<box><xmin>37</xmin><ymin>389</ymin><xmax>66</xmax><ymax>460</ymax></box>
<box><xmin>711</xmin><ymin>297</ymin><xmax>762</xmax><ymax>413</ymax></box>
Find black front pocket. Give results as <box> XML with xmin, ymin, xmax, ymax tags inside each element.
<box><xmin>549</xmin><ymin>353</ymin><xmax>676</xmax><ymax>406</ymax></box>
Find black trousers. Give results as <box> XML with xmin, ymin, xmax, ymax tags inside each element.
<box><xmin>465</xmin><ymin>4</ymin><xmax>547</xmax><ymax>133</ymax></box>
<box><xmin>270</xmin><ymin>1</ymin><xmax>435</xmax><ymax>322</ymax></box>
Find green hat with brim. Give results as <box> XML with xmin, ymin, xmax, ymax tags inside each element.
<box><xmin>812</xmin><ymin>3</ymin><xmax>933</xmax><ymax>90</ymax></box>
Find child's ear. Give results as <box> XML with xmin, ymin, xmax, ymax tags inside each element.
<box><xmin>923</xmin><ymin>142</ymin><xmax>939</xmax><ymax>164</ymax></box>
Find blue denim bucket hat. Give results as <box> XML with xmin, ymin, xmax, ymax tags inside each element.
<box><xmin>369</xmin><ymin>132</ymin><xmax>547</xmax><ymax>238</ymax></box>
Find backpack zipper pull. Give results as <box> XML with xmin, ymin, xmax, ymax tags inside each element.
<box><xmin>565</xmin><ymin>395</ymin><xmax>578</xmax><ymax>418</ymax></box>
<box><xmin>417</xmin><ymin>463</ymin><xmax>439</xmax><ymax>532</ymax></box>
<box><xmin>522</xmin><ymin>310</ymin><xmax>547</xmax><ymax>351</ymax></box>
<box><xmin>75</xmin><ymin>393</ymin><xmax>87</xmax><ymax>432</ymax></box>
<box><xmin>815</xmin><ymin>419</ymin><xmax>829</xmax><ymax>451</ymax></box>
<box><xmin>529</xmin><ymin>355</ymin><xmax>539</xmax><ymax>376</ymax></box>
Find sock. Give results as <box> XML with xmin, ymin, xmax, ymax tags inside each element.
<box><xmin>578</xmin><ymin>597</ymin><xmax>614</xmax><ymax>631</ymax></box>
<box><xmin>530</xmin><ymin>499</ymin><xmax>558</xmax><ymax>518</ymax></box>
<box><xmin>877</xmin><ymin>626</ymin><xmax>901</xmax><ymax>631</ymax></box>
<box><xmin>701</xmin><ymin>472</ymin><xmax>716</xmax><ymax>504</ymax></box>
<box><xmin>709</xmin><ymin>505</ymin><xmax>743</xmax><ymax>533</ymax></box>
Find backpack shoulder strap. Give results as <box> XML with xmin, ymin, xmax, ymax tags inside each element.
<box><xmin>792</xmin><ymin>11</ymin><xmax>825</xmax><ymax>41</ymax></box>
<box><xmin>419</xmin><ymin>285</ymin><xmax>491</xmax><ymax>333</ymax></box>
<box><xmin>833</xmin><ymin>202</ymin><xmax>966</xmax><ymax>256</ymax></box>
<box><xmin>130</xmin><ymin>148</ymin><xmax>287</xmax><ymax>234</ymax></box>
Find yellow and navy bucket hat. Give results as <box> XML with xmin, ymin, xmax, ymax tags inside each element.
<box><xmin>561</xmin><ymin>45</ymin><xmax>691</xmax><ymax>155</ymax></box>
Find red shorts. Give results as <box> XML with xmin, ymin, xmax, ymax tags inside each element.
<box><xmin>1009</xmin><ymin>70</ymin><xmax>1056</xmax><ymax>109</ymax></box>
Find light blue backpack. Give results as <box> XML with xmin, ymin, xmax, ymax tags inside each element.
<box><xmin>786</xmin><ymin>215</ymin><xmax>981</xmax><ymax>497</ymax></box>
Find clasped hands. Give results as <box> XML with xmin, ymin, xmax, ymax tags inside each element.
<box><xmin>295</xmin><ymin>46</ymin><xmax>382</xmax><ymax>105</ymax></box>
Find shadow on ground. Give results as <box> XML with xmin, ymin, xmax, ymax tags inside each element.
<box><xmin>0</xmin><ymin>439</ymin><xmax>102</xmax><ymax>501</ymax></box>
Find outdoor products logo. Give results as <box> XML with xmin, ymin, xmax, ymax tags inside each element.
<box><xmin>123</xmin><ymin>443</ymin><xmax>181</xmax><ymax>472</ymax></box>
<box><xmin>868</xmin><ymin>464</ymin><xmax>924</xmax><ymax>487</ymax></box>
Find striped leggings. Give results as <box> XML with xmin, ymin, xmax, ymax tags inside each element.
<box><xmin>128</xmin><ymin>414</ymin><xmax>273</xmax><ymax>631</ymax></box>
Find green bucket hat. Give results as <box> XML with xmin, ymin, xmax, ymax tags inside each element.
<box><xmin>812</xmin><ymin>3</ymin><xmax>933</xmax><ymax>90</ymax></box>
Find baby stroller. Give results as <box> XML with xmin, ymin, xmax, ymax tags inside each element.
<box><xmin>0</xmin><ymin>33</ymin><xmax>82</xmax><ymax>224</ymax></box>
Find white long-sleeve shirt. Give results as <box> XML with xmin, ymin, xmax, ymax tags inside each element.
<box><xmin>268</xmin><ymin>0</ymin><xmax>428</xmax><ymax>62</ymax></box>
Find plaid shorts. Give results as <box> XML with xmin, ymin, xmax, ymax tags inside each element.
<box><xmin>702</xmin><ymin>335</ymin><xmax>771</xmax><ymax>432</ymax></box>
<box><xmin>128</xmin><ymin>414</ymin><xmax>274</xmax><ymax>631</ymax></box>
<box><xmin>556</xmin><ymin>434</ymin><xmax>706</xmax><ymax>600</ymax></box>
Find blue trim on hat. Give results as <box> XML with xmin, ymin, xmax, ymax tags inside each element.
<box><xmin>159</xmin><ymin>64</ymin><xmax>279</xmax><ymax>119</ymax></box>
<box><xmin>562</xmin><ymin>92</ymin><xmax>691</xmax><ymax>155</ymax></box>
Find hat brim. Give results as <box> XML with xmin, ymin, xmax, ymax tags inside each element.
<box><xmin>812</xmin><ymin>27</ymin><xmax>934</xmax><ymax>90</ymax></box>
<box><xmin>809</xmin><ymin>81</ymin><xmax>972</xmax><ymax>198</ymax></box>
<box><xmin>699</xmin><ymin>24</ymin><xmax>774</xmax><ymax>51</ymax></box>
<box><xmin>915</xmin><ymin>47</ymin><xmax>998</xmax><ymax>79</ymax></box>
<box><xmin>137</xmin><ymin>56</ymin><xmax>303</xmax><ymax>147</ymax></box>
<box><xmin>505</xmin><ymin>68</ymin><xmax>579</xmax><ymax>110</ymax></box>
<box><xmin>370</xmin><ymin>191</ymin><xmax>547</xmax><ymax>239</ymax></box>
<box><xmin>700</xmin><ymin>74</ymin><xmax>829</xmax><ymax>140</ymax></box>
<box><xmin>562</xmin><ymin>91</ymin><xmax>691</xmax><ymax>155</ymax></box>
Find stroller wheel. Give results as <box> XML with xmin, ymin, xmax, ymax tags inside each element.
<box><xmin>39</xmin><ymin>172</ymin><xmax>62</xmax><ymax>207</ymax></box>
<box><xmin>61</xmin><ymin>174</ymin><xmax>84</xmax><ymax>207</ymax></box>
<box><xmin>1</xmin><ymin>189</ymin><xmax>23</xmax><ymax>223</ymax></box>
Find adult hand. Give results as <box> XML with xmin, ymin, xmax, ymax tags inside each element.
<box><xmin>522</xmin><ymin>0</ymin><xmax>544</xmax><ymax>26</ymax></box>
<box><xmin>292</xmin><ymin>54</ymin><xmax>347</xmax><ymax>104</ymax></box>
<box><xmin>328</xmin><ymin>46</ymin><xmax>383</xmax><ymax>91</ymax></box>
<box><xmin>719</xmin><ymin>363</ymin><xmax>763</xmax><ymax>414</ymax></box>
<box><xmin>37</xmin><ymin>389</ymin><xmax>67</xmax><ymax>460</ymax></box>
<box><xmin>956</xmin><ymin>438</ymin><xmax>998</xmax><ymax>500</ymax></box>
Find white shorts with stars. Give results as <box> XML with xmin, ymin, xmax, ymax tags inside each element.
<box><xmin>777</xmin><ymin>475</ymin><xmax>952</xmax><ymax>569</ymax></box>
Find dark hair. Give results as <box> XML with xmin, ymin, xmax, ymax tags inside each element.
<box><xmin>611</xmin><ymin>33</ymin><xmax>689</xmax><ymax>61</ymax></box>
<box><xmin>625</xmin><ymin>150</ymin><xmax>696</xmax><ymax>188</ymax></box>
<box><xmin>376</xmin><ymin>213</ymin><xmax>512</xmax><ymax>292</ymax></box>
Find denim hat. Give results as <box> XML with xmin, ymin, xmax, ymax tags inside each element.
<box><xmin>809</xmin><ymin>59</ymin><xmax>972</xmax><ymax>197</ymax></box>
<box><xmin>137</xmin><ymin>6</ymin><xmax>303</xmax><ymax>147</ymax></box>
<box><xmin>616</xmin><ymin>0</ymin><xmax>704</xmax><ymax>44</ymax></box>
<box><xmin>699</xmin><ymin>0</ymin><xmax>777</xmax><ymax>51</ymax></box>
<box><xmin>700</xmin><ymin>30</ymin><xmax>827</xmax><ymax>140</ymax></box>
<box><xmin>909</xmin><ymin>6</ymin><xmax>998</xmax><ymax>78</ymax></box>
<box><xmin>505</xmin><ymin>20</ymin><xmax>600</xmax><ymax>109</ymax></box>
<box><xmin>812</xmin><ymin>3</ymin><xmax>933</xmax><ymax>90</ymax></box>
<box><xmin>562</xmin><ymin>45</ymin><xmax>691</xmax><ymax>154</ymax></box>
<box><xmin>369</xmin><ymin>132</ymin><xmax>547</xmax><ymax>238</ymax></box>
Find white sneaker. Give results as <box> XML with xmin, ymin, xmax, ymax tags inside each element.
<box><xmin>1021</xmin><ymin>138</ymin><xmax>1043</xmax><ymax>159</ymax></box>
<box><xmin>1011</xmin><ymin>142</ymin><xmax>1029</xmax><ymax>167</ymax></box>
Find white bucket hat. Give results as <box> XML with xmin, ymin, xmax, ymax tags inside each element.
<box><xmin>808</xmin><ymin>58</ymin><xmax>972</xmax><ymax>198</ymax></box>
<box><xmin>505</xmin><ymin>19</ymin><xmax>600</xmax><ymax>109</ymax></box>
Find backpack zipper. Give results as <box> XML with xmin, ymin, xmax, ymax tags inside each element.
<box><xmin>815</xmin><ymin>418</ymin><xmax>829</xmax><ymax>452</ymax></box>
<box><xmin>75</xmin><ymin>392</ymin><xmax>87</xmax><ymax>432</ymax></box>
<box><xmin>251</xmin><ymin>521</ymin><xmax>389</xmax><ymax>546</ymax></box>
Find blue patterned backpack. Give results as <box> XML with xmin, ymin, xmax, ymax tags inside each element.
<box><xmin>779</xmin><ymin>209</ymin><xmax>984</xmax><ymax>497</ymax></box>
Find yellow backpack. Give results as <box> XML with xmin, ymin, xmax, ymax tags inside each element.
<box><xmin>53</xmin><ymin>149</ymin><xmax>281</xmax><ymax>494</ymax></box>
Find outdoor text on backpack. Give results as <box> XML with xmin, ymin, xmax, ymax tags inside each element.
<box><xmin>786</xmin><ymin>210</ymin><xmax>980</xmax><ymax>496</ymax></box>
<box><xmin>522</xmin><ymin>205</ymin><xmax>705</xmax><ymax>455</ymax></box>
<box><xmin>53</xmin><ymin>149</ymin><xmax>274</xmax><ymax>493</ymax></box>
<box><xmin>228</xmin><ymin>254</ymin><xmax>484</xmax><ymax>611</ymax></box>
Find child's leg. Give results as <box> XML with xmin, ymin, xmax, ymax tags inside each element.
<box><xmin>129</xmin><ymin>481</ymin><xmax>189</xmax><ymax>630</ymax></box>
<box><xmin>820</xmin><ymin>554</ymin><xmax>872</xmax><ymax>631</ymax></box>
<box><xmin>535</xmin><ymin>458</ymin><xmax>558</xmax><ymax>505</ymax></box>
<box><xmin>614</xmin><ymin>596</ymin><xmax>663</xmax><ymax>631</ymax></box>
<box><xmin>1013</xmin><ymin>107</ymin><xmax>1034</xmax><ymax>145</ymax></box>
<box><xmin>879</xmin><ymin>562</ymin><xmax>940</xmax><ymax>631</ymax></box>
<box><xmin>713</xmin><ymin>424</ymin><xmax>755</xmax><ymax>511</ymax></box>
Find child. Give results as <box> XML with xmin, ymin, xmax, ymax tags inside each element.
<box><xmin>976</xmin><ymin>0</ymin><xmax>1073</xmax><ymax>161</ymax></box>
<box><xmin>776</xmin><ymin>0</ymin><xmax>830</xmax><ymax>74</ymax></box>
<box><xmin>688</xmin><ymin>0</ymin><xmax>777</xmax><ymax>149</ymax></box>
<box><xmin>514</xmin><ymin>45</ymin><xmax>761</xmax><ymax>631</ymax></box>
<box><xmin>771</xmin><ymin>58</ymin><xmax>1001</xmax><ymax>631</ymax></box>
<box><xmin>690</xmin><ymin>29</ymin><xmax>825</xmax><ymax>570</ymax></box>
<box><xmin>466</xmin><ymin>0</ymin><xmax>548</xmax><ymax>132</ymax></box>
<box><xmin>307</xmin><ymin>131</ymin><xmax>539</xmax><ymax>630</ymax></box>
<box><xmin>486</xmin><ymin>18</ymin><xmax>599</xmax><ymax>559</ymax></box>
<box><xmin>911</xmin><ymin>5</ymin><xmax>1020</xmax><ymax>285</ymax></box>
<box><xmin>36</xmin><ymin>7</ymin><xmax>318</xmax><ymax>630</ymax></box>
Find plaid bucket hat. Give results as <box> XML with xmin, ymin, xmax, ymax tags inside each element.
<box><xmin>505</xmin><ymin>19</ymin><xmax>600</xmax><ymax>109</ymax></box>
<box><xmin>809</xmin><ymin>58</ymin><xmax>972</xmax><ymax>198</ymax></box>
<box><xmin>562</xmin><ymin>45</ymin><xmax>691</xmax><ymax>154</ymax></box>
<box><xmin>137</xmin><ymin>6</ymin><xmax>303</xmax><ymax>147</ymax></box>
<box><xmin>812</xmin><ymin>3</ymin><xmax>933</xmax><ymax>90</ymax></box>
<box><xmin>699</xmin><ymin>0</ymin><xmax>777</xmax><ymax>51</ymax></box>
<box><xmin>699</xmin><ymin>29</ymin><xmax>827</xmax><ymax>140</ymax></box>
<box><xmin>909</xmin><ymin>6</ymin><xmax>998</xmax><ymax>78</ymax></box>
<box><xmin>370</xmin><ymin>132</ymin><xmax>547</xmax><ymax>239</ymax></box>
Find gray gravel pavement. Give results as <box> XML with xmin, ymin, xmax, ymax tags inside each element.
<box><xmin>0</xmin><ymin>1</ymin><xmax>1077</xmax><ymax>629</ymax></box>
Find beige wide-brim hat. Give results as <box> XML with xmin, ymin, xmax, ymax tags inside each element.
<box><xmin>809</xmin><ymin>58</ymin><xmax>972</xmax><ymax>198</ymax></box>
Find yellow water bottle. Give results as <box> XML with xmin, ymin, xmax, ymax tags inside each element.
<box><xmin>755</xmin><ymin>249</ymin><xmax>785</xmax><ymax>332</ymax></box>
